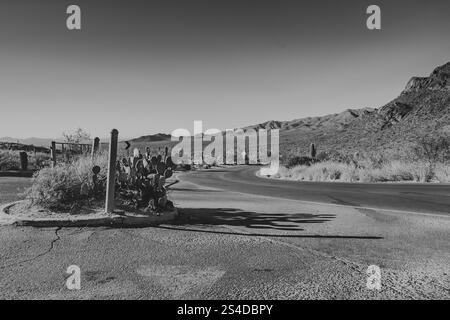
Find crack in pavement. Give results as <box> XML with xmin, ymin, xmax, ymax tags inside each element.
<box><xmin>0</xmin><ymin>227</ymin><xmax>62</xmax><ymax>270</ymax></box>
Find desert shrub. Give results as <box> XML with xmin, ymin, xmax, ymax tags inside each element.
<box><xmin>324</xmin><ymin>151</ymin><xmax>359</xmax><ymax>167</ymax></box>
<box><xmin>277</xmin><ymin>161</ymin><xmax>357</xmax><ymax>182</ymax></box>
<box><xmin>270</xmin><ymin>159</ymin><xmax>442</xmax><ymax>183</ymax></box>
<box><xmin>315</xmin><ymin>151</ymin><xmax>329</xmax><ymax>162</ymax></box>
<box><xmin>357</xmin><ymin>169</ymin><xmax>380</xmax><ymax>183</ymax></box>
<box><xmin>391</xmin><ymin>161</ymin><xmax>432</xmax><ymax>182</ymax></box>
<box><xmin>411</xmin><ymin>133</ymin><xmax>450</xmax><ymax>164</ymax></box>
<box><xmin>287</xmin><ymin>156</ymin><xmax>314</xmax><ymax>168</ymax></box>
<box><xmin>30</xmin><ymin>152</ymin><xmax>51</xmax><ymax>169</ymax></box>
<box><xmin>382</xmin><ymin>161</ymin><xmax>415</xmax><ymax>181</ymax></box>
<box><xmin>325</xmin><ymin>151</ymin><xmax>348</xmax><ymax>163</ymax></box>
<box><xmin>302</xmin><ymin>162</ymin><xmax>355</xmax><ymax>181</ymax></box>
<box><xmin>0</xmin><ymin>150</ymin><xmax>51</xmax><ymax>171</ymax></box>
<box><xmin>434</xmin><ymin>163</ymin><xmax>450</xmax><ymax>183</ymax></box>
<box><xmin>25</xmin><ymin>154</ymin><xmax>108</xmax><ymax>210</ymax></box>
<box><xmin>355</xmin><ymin>161</ymin><xmax>432</xmax><ymax>182</ymax></box>
<box><xmin>362</xmin><ymin>153</ymin><xmax>389</xmax><ymax>169</ymax></box>
<box><xmin>0</xmin><ymin>150</ymin><xmax>21</xmax><ymax>171</ymax></box>
<box><xmin>340</xmin><ymin>166</ymin><xmax>359</xmax><ymax>182</ymax></box>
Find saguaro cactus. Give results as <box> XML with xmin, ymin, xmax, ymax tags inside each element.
<box><xmin>310</xmin><ymin>143</ymin><xmax>316</xmax><ymax>159</ymax></box>
<box><xmin>164</xmin><ymin>146</ymin><xmax>169</xmax><ymax>161</ymax></box>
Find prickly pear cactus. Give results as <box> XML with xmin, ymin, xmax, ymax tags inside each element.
<box><xmin>164</xmin><ymin>167</ymin><xmax>173</xmax><ymax>178</ymax></box>
<box><xmin>115</xmin><ymin>147</ymin><xmax>176</xmax><ymax>213</ymax></box>
<box><xmin>157</xmin><ymin>162</ymin><xmax>166</xmax><ymax>175</ymax></box>
<box><xmin>166</xmin><ymin>156</ymin><xmax>174</xmax><ymax>169</ymax></box>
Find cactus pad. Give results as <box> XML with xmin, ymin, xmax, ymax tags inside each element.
<box><xmin>157</xmin><ymin>162</ymin><xmax>166</xmax><ymax>175</ymax></box>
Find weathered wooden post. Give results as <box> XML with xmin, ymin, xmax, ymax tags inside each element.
<box><xmin>91</xmin><ymin>137</ymin><xmax>100</xmax><ymax>160</ymax></box>
<box><xmin>50</xmin><ymin>141</ymin><xmax>57</xmax><ymax>167</ymax></box>
<box><xmin>19</xmin><ymin>152</ymin><xmax>28</xmax><ymax>171</ymax></box>
<box><xmin>105</xmin><ymin>129</ymin><xmax>119</xmax><ymax>213</ymax></box>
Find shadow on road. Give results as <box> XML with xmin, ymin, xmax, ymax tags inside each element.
<box><xmin>176</xmin><ymin>208</ymin><xmax>334</xmax><ymax>231</ymax></box>
<box><xmin>169</xmin><ymin>188</ymin><xmax>221</xmax><ymax>193</ymax></box>
<box><xmin>159</xmin><ymin>208</ymin><xmax>383</xmax><ymax>240</ymax></box>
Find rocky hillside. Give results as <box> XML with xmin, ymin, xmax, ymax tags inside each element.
<box><xmin>255</xmin><ymin>61</ymin><xmax>450</xmax><ymax>160</ymax></box>
<box><xmin>129</xmin><ymin>133</ymin><xmax>172</xmax><ymax>143</ymax></box>
<box><xmin>114</xmin><ymin>62</ymin><xmax>450</xmax><ymax>162</ymax></box>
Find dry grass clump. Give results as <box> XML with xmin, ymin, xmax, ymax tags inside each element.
<box><xmin>25</xmin><ymin>154</ymin><xmax>108</xmax><ymax>210</ymax></box>
<box><xmin>434</xmin><ymin>163</ymin><xmax>450</xmax><ymax>183</ymax></box>
<box><xmin>288</xmin><ymin>161</ymin><xmax>357</xmax><ymax>182</ymax></box>
<box><xmin>356</xmin><ymin>161</ymin><xmax>427</xmax><ymax>182</ymax></box>
<box><xmin>271</xmin><ymin>160</ymin><xmax>447</xmax><ymax>183</ymax></box>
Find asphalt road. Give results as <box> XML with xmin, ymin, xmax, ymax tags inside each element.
<box><xmin>180</xmin><ymin>166</ymin><xmax>450</xmax><ymax>215</ymax></box>
<box><xmin>0</xmin><ymin>171</ymin><xmax>449</xmax><ymax>300</ymax></box>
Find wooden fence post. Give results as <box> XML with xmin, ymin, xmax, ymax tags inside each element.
<box><xmin>50</xmin><ymin>141</ymin><xmax>57</xmax><ymax>167</ymax></box>
<box><xmin>91</xmin><ymin>137</ymin><xmax>100</xmax><ymax>160</ymax></box>
<box><xmin>105</xmin><ymin>129</ymin><xmax>119</xmax><ymax>213</ymax></box>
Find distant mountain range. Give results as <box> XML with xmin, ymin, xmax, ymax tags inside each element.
<box><xmin>3</xmin><ymin>62</ymin><xmax>449</xmax><ymax>160</ymax></box>
<box><xmin>130</xmin><ymin>61</ymin><xmax>450</xmax><ymax>160</ymax></box>
<box><xmin>0</xmin><ymin>137</ymin><xmax>55</xmax><ymax>147</ymax></box>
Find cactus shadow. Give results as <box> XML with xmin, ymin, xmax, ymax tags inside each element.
<box><xmin>170</xmin><ymin>208</ymin><xmax>334</xmax><ymax>232</ymax></box>
<box><xmin>159</xmin><ymin>208</ymin><xmax>383</xmax><ymax>239</ymax></box>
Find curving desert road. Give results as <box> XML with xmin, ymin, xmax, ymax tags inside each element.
<box><xmin>179</xmin><ymin>166</ymin><xmax>450</xmax><ymax>216</ymax></box>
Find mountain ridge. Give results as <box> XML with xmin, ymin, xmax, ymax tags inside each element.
<box><xmin>3</xmin><ymin>62</ymin><xmax>449</xmax><ymax>159</ymax></box>
<box><xmin>275</xmin><ymin>61</ymin><xmax>450</xmax><ymax>159</ymax></box>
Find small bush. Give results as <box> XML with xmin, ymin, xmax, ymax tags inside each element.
<box><xmin>25</xmin><ymin>154</ymin><xmax>108</xmax><ymax>210</ymax></box>
<box><xmin>398</xmin><ymin>161</ymin><xmax>433</xmax><ymax>182</ymax></box>
<box><xmin>0</xmin><ymin>150</ymin><xmax>51</xmax><ymax>171</ymax></box>
<box><xmin>0</xmin><ymin>150</ymin><xmax>21</xmax><ymax>171</ymax></box>
<box><xmin>275</xmin><ymin>161</ymin><xmax>357</xmax><ymax>182</ymax></box>
<box><xmin>299</xmin><ymin>162</ymin><xmax>354</xmax><ymax>181</ymax></box>
<box><xmin>31</xmin><ymin>152</ymin><xmax>51</xmax><ymax>169</ymax></box>
<box><xmin>287</xmin><ymin>156</ymin><xmax>314</xmax><ymax>168</ymax></box>
<box><xmin>434</xmin><ymin>163</ymin><xmax>450</xmax><ymax>183</ymax></box>
<box><xmin>315</xmin><ymin>151</ymin><xmax>329</xmax><ymax>162</ymax></box>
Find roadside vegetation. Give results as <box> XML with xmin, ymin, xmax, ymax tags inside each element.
<box><xmin>272</xmin><ymin>133</ymin><xmax>450</xmax><ymax>183</ymax></box>
<box><xmin>25</xmin><ymin>153</ymin><xmax>109</xmax><ymax>211</ymax></box>
<box><xmin>8</xmin><ymin>127</ymin><xmax>450</xmax><ymax>214</ymax></box>
<box><xmin>24</xmin><ymin>146</ymin><xmax>176</xmax><ymax>213</ymax></box>
<box><xmin>273</xmin><ymin>160</ymin><xmax>449</xmax><ymax>183</ymax></box>
<box><xmin>0</xmin><ymin>150</ymin><xmax>50</xmax><ymax>171</ymax></box>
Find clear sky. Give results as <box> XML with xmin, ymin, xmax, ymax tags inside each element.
<box><xmin>0</xmin><ymin>0</ymin><xmax>449</xmax><ymax>139</ymax></box>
